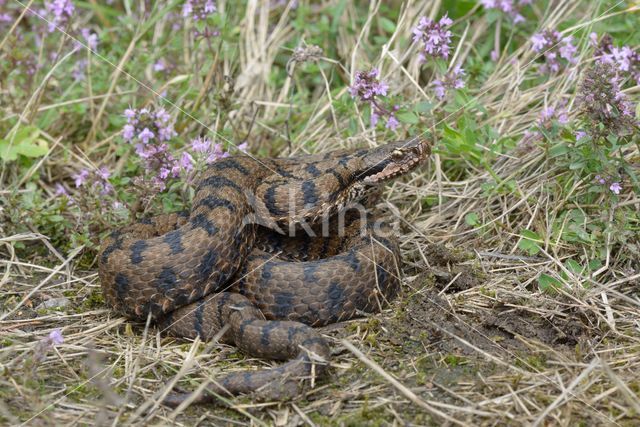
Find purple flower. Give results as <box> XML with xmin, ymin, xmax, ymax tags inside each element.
<box><xmin>191</xmin><ymin>136</ymin><xmax>211</xmax><ymax>153</ymax></box>
<box><xmin>433</xmin><ymin>65</ymin><xmax>465</xmax><ymax>99</ymax></box>
<box><xmin>180</xmin><ymin>152</ymin><xmax>194</xmax><ymax>172</ymax></box>
<box><xmin>138</xmin><ymin>128</ymin><xmax>155</xmax><ymax>144</ymax></box>
<box><xmin>54</xmin><ymin>183</ymin><xmax>69</xmax><ymax>198</ymax></box>
<box><xmin>153</xmin><ymin>59</ymin><xmax>167</xmax><ymax>72</ymax></box>
<box><xmin>482</xmin><ymin>0</ymin><xmax>532</xmax><ymax>24</ymax></box>
<box><xmin>575</xmin><ymin>130</ymin><xmax>587</xmax><ymax>140</ymax></box>
<box><xmin>158</xmin><ymin>167</ymin><xmax>170</xmax><ymax>179</ymax></box>
<box><xmin>96</xmin><ymin>166</ymin><xmax>111</xmax><ymax>181</ymax></box>
<box><xmin>155</xmin><ymin>108</ymin><xmax>171</xmax><ymax>124</ymax></box>
<box><xmin>592</xmin><ymin>33</ymin><xmax>640</xmax><ymax>85</ymax></box>
<box><xmin>385</xmin><ymin>115</ymin><xmax>399</xmax><ymax>130</ymax></box>
<box><xmin>72</xmin><ymin>169</ymin><xmax>89</xmax><ymax>187</ymax></box>
<box><xmin>72</xmin><ymin>59</ymin><xmax>87</xmax><ymax>81</ymax></box>
<box><xmin>80</xmin><ymin>28</ymin><xmax>99</xmax><ymax>51</ymax></box>
<box><xmin>206</xmin><ymin>143</ymin><xmax>228</xmax><ymax>164</ymax></box>
<box><xmin>412</xmin><ymin>14</ymin><xmax>453</xmax><ymax>61</ymax></box>
<box><xmin>44</xmin><ymin>0</ymin><xmax>75</xmax><ymax>32</ymax></box>
<box><xmin>610</xmin><ymin>182</ymin><xmax>622</xmax><ymax>194</ymax></box>
<box><xmin>558</xmin><ymin>36</ymin><xmax>577</xmax><ymax>62</ymax></box>
<box><xmin>237</xmin><ymin>142</ymin><xmax>249</xmax><ymax>153</ymax></box>
<box><xmin>537</xmin><ymin>104</ymin><xmax>569</xmax><ymax>126</ymax></box>
<box><xmin>369</xmin><ymin>111</ymin><xmax>379</xmax><ymax>127</ymax></box>
<box><xmin>530</xmin><ymin>31</ymin><xmax>551</xmax><ymax>51</ymax></box>
<box><xmin>158</xmin><ymin>126</ymin><xmax>177</xmax><ymax>142</ymax></box>
<box><xmin>520</xmin><ymin>102</ymin><xmax>569</xmax><ymax>148</ymax></box>
<box><xmin>0</xmin><ymin>12</ymin><xmax>12</xmax><ymax>27</ymax></box>
<box><xmin>531</xmin><ymin>29</ymin><xmax>577</xmax><ymax>74</ymax></box>
<box><xmin>137</xmin><ymin>109</ymin><xmax>176</xmax><ymax>141</ymax></box>
<box><xmin>122</xmin><ymin>124</ymin><xmax>136</xmax><ymax>141</ymax></box>
<box><xmin>557</xmin><ymin>111</ymin><xmax>569</xmax><ymax>125</ymax></box>
<box><xmin>349</xmin><ymin>68</ymin><xmax>388</xmax><ymax>100</ymax></box>
<box><xmin>124</xmin><ymin>108</ymin><xmax>137</xmax><ymax>120</ymax></box>
<box><xmin>578</xmin><ymin>62</ymin><xmax>637</xmax><ymax>139</ymax></box>
<box><xmin>48</xmin><ymin>329</ymin><xmax>64</xmax><ymax>345</ymax></box>
<box><xmin>433</xmin><ymin>80</ymin><xmax>446</xmax><ymax>99</ymax></box>
<box><xmin>135</xmin><ymin>143</ymin><xmax>151</xmax><ymax>159</ymax></box>
<box><xmin>349</xmin><ymin>69</ymin><xmax>399</xmax><ymax>130</ymax></box>
<box><xmin>119</xmin><ymin>107</ymin><xmax>192</xmax><ymax>192</ymax></box>
<box><xmin>99</xmin><ymin>182</ymin><xmax>114</xmax><ymax>195</ymax></box>
<box><xmin>539</xmin><ymin>106</ymin><xmax>555</xmax><ymax>121</ymax></box>
<box><xmin>182</xmin><ymin>0</ymin><xmax>217</xmax><ymax>20</ymax></box>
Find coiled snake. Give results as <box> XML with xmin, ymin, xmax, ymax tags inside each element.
<box><xmin>98</xmin><ymin>138</ymin><xmax>431</xmax><ymax>405</ymax></box>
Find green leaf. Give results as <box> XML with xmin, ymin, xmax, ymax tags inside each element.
<box><xmin>518</xmin><ymin>229</ymin><xmax>542</xmax><ymax>255</ymax></box>
<box><xmin>569</xmin><ymin>161</ymin><xmax>585</xmax><ymax>170</ymax></box>
<box><xmin>538</xmin><ymin>273</ymin><xmax>562</xmax><ymax>294</ymax></box>
<box><xmin>588</xmin><ymin>259</ymin><xmax>603</xmax><ymax>271</ymax></box>
<box><xmin>565</xmin><ymin>259</ymin><xmax>583</xmax><ymax>275</ymax></box>
<box><xmin>379</xmin><ymin>17</ymin><xmax>396</xmax><ymax>33</ymax></box>
<box><xmin>0</xmin><ymin>126</ymin><xmax>49</xmax><ymax>161</ymax></box>
<box><xmin>48</xmin><ymin>215</ymin><xmax>65</xmax><ymax>223</ymax></box>
<box><xmin>414</xmin><ymin>101</ymin><xmax>433</xmax><ymax>113</ymax></box>
<box><xmin>465</xmin><ymin>212</ymin><xmax>480</xmax><ymax>227</ymax></box>
<box><xmin>549</xmin><ymin>143</ymin><xmax>569</xmax><ymax>158</ymax></box>
<box><xmin>396</xmin><ymin>111</ymin><xmax>419</xmax><ymax>124</ymax></box>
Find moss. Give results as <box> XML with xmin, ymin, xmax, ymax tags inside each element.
<box><xmin>82</xmin><ymin>289</ymin><xmax>105</xmax><ymax>310</ymax></box>
<box><xmin>515</xmin><ymin>354</ymin><xmax>547</xmax><ymax>372</ymax></box>
<box><xmin>443</xmin><ymin>354</ymin><xmax>467</xmax><ymax>367</ymax></box>
<box><xmin>479</xmin><ymin>286</ymin><xmax>496</xmax><ymax>298</ymax></box>
<box><xmin>309</xmin><ymin>402</ymin><xmax>393</xmax><ymax>426</ymax></box>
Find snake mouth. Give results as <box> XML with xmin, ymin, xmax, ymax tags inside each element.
<box><xmin>356</xmin><ymin>138</ymin><xmax>431</xmax><ymax>186</ymax></box>
<box><xmin>361</xmin><ymin>155</ymin><xmax>424</xmax><ymax>185</ymax></box>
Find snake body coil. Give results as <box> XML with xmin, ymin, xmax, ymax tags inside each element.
<box><xmin>98</xmin><ymin>138</ymin><xmax>430</xmax><ymax>405</ymax></box>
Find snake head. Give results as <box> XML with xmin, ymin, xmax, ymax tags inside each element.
<box><xmin>357</xmin><ymin>137</ymin><xmax>431</xmax><ymax>185</ymax></box>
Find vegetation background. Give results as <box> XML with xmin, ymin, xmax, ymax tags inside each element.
<box><xmin>1</xmin><ymin>0</ymin><xmax>639</xmax><ymax>425</ymax></box>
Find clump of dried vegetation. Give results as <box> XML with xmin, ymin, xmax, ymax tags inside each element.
<box><xmin>1</xmin><ymin>0</ymin><xmax>639</xmax><ymax>425</ymax></box>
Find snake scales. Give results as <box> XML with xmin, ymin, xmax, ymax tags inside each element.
<box><xmin>98</xmin><ymin>138</ymin><xmax>430</xmax><ymax>405</ymax></box>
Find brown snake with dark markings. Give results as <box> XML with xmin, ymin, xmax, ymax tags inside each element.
<box><xmin>98</xmin><ymin>138</ymin><xmax>430</xmax><ymax>406</ymax></box>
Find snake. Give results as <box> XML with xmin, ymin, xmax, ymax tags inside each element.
<box><xmin>98</xmin><ymin>138</ymin><xmax>431</xmax><ymax>405</ymax></box>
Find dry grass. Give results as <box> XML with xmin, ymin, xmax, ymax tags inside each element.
<box><xmin>1</xmin><ymin>0</ymin><xmax>640</xmax><ymax>425</ymax></box>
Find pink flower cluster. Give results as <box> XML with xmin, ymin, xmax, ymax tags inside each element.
<box><xmin>71</xmin><ymin>166</ymin><xmax>113</xmax><ymax>195</ymax></box>
<box><xmin>0</xmin><ymin>0</ymin><xmax>12</xmax><ymax>28</ymax></box>
<box><xmin>189</xmin><ymin>136</ymin><xmax>248</xmax><ymax>164</ymax></box>
<box><xmin>122</xmin><ymin>107</ymin><xmax>177</xmax><ymax>152</ymax></box>
<box><xmin>349</xmin><ymin>69</ymin><xmax>399</xmax><ymax>130</ymax></box>
<box><xmin>433</xmin><ymin>65</ymin><xmax>465</xmax><ymax>99</ymax></box>
<box><xmin>33</xmin><ymin>329</ymin><xmax>64</xmax><ymax>363</ymax></box>
<box><xmin>43</xmin><ymin>0</ymin><xmax>75</xmax><ymax>32</ymax></box>
<box><xmin>122</xmin><ymin>107</ymin><xmax>193</xmax><ymax>190</ymax></box>
<box><xmin>481</xmin><ymin>0</ymin><xmax>532</xmax><ymax>24</ymax></box>
<box><xmin>538</xmin><ymin>105</ymin><xmax>569</xmax><ymax>126</ymax></box>
<box><xmin>531</xmin><ymin>29</ymin><xmax>577</xmax><ymax>73</ymax></box>
<box><xmin>182</xmin><ymin>0</ymin><xmax>217</xmax><ymax>20</ymax></box>
<box><xmin>79</xmin><ymin>28</ymin><xmax>99</xmax><ymax>51</ymax></box>
<box><xmin>578</xmin><ymin>63</ymin><xmax>636</xmax><ymax>139</ymax></box>
<box><xmin>595</xmin><ymin>175</ymin><xmax>623</xmax><ymax>195</ymax></box>
<box><xmin>412</xmin><ymin>14</ymin><xmax>453</xmax><ymax>61</ymax></box>
<box><xmin>591</xmin><ymin>33</ymin><xmax>640</xmax><ymax>85</ymax></box>
<box><xmin>520</xmin><ymin>103</ymin><xmax>569</xmax><ymax>147</ymax></box>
